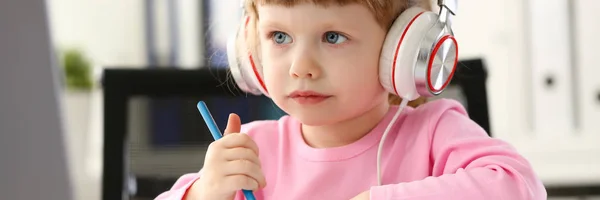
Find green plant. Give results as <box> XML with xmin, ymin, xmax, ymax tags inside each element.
<box><xmin>62</xmin><ymin>48</ymin><xmax>93</xmax><ymax>91</ymax></box>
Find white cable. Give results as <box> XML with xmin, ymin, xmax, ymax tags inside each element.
<box><xmin>377</xmin><ymin>98</ymin><xmax>409</xmax><ymax>185</ymax></box>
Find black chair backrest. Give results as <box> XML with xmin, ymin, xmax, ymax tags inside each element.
<box><xmin>101</xmin><ymin>58</ymin><xmax>490</xmax><ymax>199</ymax></box>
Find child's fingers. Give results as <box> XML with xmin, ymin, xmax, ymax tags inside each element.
<box><xmin>223</xmin><ymin>113</ymin><xmax>241</xmax><ymax>135</ymax></box>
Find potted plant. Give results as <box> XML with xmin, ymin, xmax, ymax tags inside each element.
<box><xmin>58</xmin><ymin>48</ymin><xmax>99</xmax><ymax>196</ymax></box>
<box><xmin>61</xmin><ymin>48</ymin><xmax>93</xmax><ymax>91</ymax></box>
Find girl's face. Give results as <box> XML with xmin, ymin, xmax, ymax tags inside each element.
<box><xmin>257</xmin><ymin>3</ymin><xmax>389</xmax><ymax>126</ymax></box>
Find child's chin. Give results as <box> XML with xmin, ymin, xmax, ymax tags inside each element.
<box><xmin>292</xmin><ymin>111</ymin><xmax>341</xmax><ymax>127</ymax></box>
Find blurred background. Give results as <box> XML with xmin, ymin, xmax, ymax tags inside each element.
<box><xmin>2</xmin><ymin>0</ymin><xmax>599</xmax><ymax>199</ymax></box>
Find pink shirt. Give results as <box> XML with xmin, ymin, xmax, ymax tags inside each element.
<box><xmin>155</xmin><ymin>99</ymin><xmax>547</xmax><ymax>200</ymax></box>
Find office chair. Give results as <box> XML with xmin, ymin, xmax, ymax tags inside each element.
<box><xmin>101</xmin><ymin>58</ymin><xmax>493</xmax><ymax>199</ymax></box>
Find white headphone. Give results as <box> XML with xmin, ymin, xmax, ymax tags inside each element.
<box><xmin>227</xmin><ymin>0</ymin><xmax>458</xmax><ymax>102</ymax></box>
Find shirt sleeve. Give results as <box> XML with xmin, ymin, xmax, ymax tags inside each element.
<box><xmin>369</xmin><ymin>108</ymin><xmax>547</xmax><ymax>200</ymax></box>
<box><xmin>154</xmin><ymin>173</ymin><xmax>200</xmax><ymax>200</ymax></box>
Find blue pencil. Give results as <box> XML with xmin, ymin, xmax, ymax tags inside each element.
<box><xmin>196</xmin><ymin>101</ymin><xmax>257</xmax><ymax>200</ymax></box>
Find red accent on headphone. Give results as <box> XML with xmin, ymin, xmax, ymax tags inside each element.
<box><xmin>426</xmin><ymin>35</ymin><xmax>458</xmax><ymax>93</ymax></box>
<box><xmin>244</xmin><ymin>16</ymin><xmax>268</xmax><ymax>93</ymax></box>
<box><xmin>391</xmin><ymin>12</ymin><xmax>424</xmax><ymax>96</ymax></box>
<box><xmin>248</xmin><ymin>52</ymin><xmax>267</xmax><ymax>93</ymax></box>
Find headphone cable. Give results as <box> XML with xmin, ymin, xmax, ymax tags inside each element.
<box><xmin>376</xmin><ymin>98</ymin><xmax>409</xmax><ymax>185</ymax></box>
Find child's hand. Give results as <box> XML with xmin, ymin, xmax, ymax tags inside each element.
<box><xmin>187</xmin><ymin>113</ymin><xmax>266</xmax><ymax>200</ymax></box>
<box><xmin>349</xmin><ymin>190</ymin><xmax>370</xmax><ymax>200</ymax></box>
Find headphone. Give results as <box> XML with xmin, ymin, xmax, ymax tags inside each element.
<box><xmin>227</xmin><ymin>0</ymin><xmax>458</xmax><ymax>101</ymax></box>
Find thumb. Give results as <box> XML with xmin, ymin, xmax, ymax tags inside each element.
<box><xmin>223</xmin><ymin>113</ymin><xmax>241</xmax><ymax>135</ymax></box>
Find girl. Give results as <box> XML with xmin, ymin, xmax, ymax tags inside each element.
<box><xmin>156</xmin><ymin>0</ymin><xmax>547</xmax><ymax>199</ymax></box>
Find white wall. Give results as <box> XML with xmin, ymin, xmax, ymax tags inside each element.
<box><xmin>451</xmin><ymin>0</ymin><xmax>531</xmax><ymax>138</ymax></box>
<box><xmin>47</xmin><ymin>0</ymin><xmax>203</xmax><ymax>68</ymax></box>
<box><xmin>47</xmin><ymin>0</ymin><xmax>147</xmax><ymax>67</ymax></box>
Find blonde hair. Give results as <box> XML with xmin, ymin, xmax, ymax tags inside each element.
<box><xmin>237</xmin><ymin>0</ymin><xmax>432</xmax><ymax>107</ymax></box>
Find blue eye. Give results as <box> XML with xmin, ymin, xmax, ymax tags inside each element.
<box><xmin>324</xmin><ymin>32</ymin><xmax>347</xmax><ymax>44</ymax></box>
<box><xmin>272</xmin><ymin>31</ymin><xmax>292</xmax><ymax>44</ymax></box>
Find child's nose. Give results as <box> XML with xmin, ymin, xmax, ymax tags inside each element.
<box><xmin>289</xmin><ymin>52</ymin><xmax>321</xmax><ymax>79</ymax></box>
<box><xmin>289</xmin><ymin>60</ymin><xmax>321</xmax><ymax>79</ymax></box>
<box><xmin>291</xmin><ymin>71</ymin><xmax>315</xmax><ymax>78</ymax></box>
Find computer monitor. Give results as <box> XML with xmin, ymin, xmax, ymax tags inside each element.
<box><xmin>0</xmin><ymin>0</ymin><xmax>73</xmax><ymax>199</ymax></box>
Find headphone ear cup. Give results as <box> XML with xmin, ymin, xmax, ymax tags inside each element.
<box><xmin>227</xmin><ymin>16</ymin><xmax>269</xmax><ymax>96</ymax></box>
<box><xmin>227</xmin><ymin>26</ymin><xmax>256</xmax><ymax>95</ymax></box>
<box><xmin>379</xmin><ymin>7</ymin><xmax>439</xmax><ymax>101</ymax></box>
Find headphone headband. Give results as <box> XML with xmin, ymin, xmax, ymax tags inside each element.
<box><xmin>436</xmin><ymin>0</ymin><xmax>457</xmax><ymax>28</ymax></box>
<box><xmin>437</xmin><ymin>0</ymin><xmax>457</xmax><ymax>14</ymax></box>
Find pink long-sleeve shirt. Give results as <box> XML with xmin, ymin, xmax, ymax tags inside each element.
<box><xmin>155</xmin><ymin>99</ymin><xmax>547</xmax><ymax>200</ymax></box>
